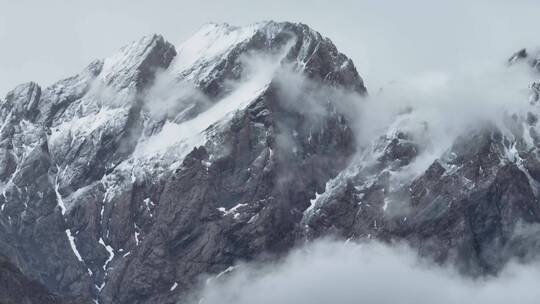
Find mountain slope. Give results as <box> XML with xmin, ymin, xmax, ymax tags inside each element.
<box><xmin>2</xmin><ymin>21</ymin><xmax>540</xmax><ymax>304</ymax></box>
<box><xmin>0</xmin><ymin>21</ymin><xmax>365</xmax><ymax>304</ymax></box>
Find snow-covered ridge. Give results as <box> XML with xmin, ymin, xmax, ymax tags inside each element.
<box><xmin>25</xmin><ymin>21</ymin><xmax>358</xmax><ymax>201</ymax></box>
<box><xmin>169</xmin><ymin>21</ymin><xmax>365</xmax><ymax>93</ymax></box>
<box><xmin>134</xmin><ymin>35</ymin><xmax>293</xmax><ymax>160</ymax></box>
<box><xmin>99</xmin><ymin>34</ymin><xmax>176</xmax><ymax>89</ymax></box>
<box><xmin>172</xmin><ymin>22</ymin><xmax>263</xmax><ymax>74</ymax></box>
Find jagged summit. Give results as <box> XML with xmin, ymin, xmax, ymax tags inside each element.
<box><xmin>508</xmin><ymin>47</ymin><xmax>540</xmax><ymax>72</ymax></box>
<box><xmin>508</xmin><ymin>48</ymin><xmax>528</xmax><ymax>64</ymax></box>
<box><xmin>2</xmin><ymin>21</ymin><xmax>365</xmax><ymax>100</ymax></box>
<box><xmin>0</xmin><ymin>21</ymin><xmax>365</xmax><ymax>304</ymax></box>
<box><xmin>99</xmin><ymin>34</ymin><xmax>176</xmax><ymax>92</ymax></box>
<box><xmin>1</xmin><ymin>21</ymin><xmax>366</xmax><ymax>110</ymax></box>
<box><xmin>171</xmin><ymin>20</ymin><xmax>366</xmax><ymax>95</ymax></box>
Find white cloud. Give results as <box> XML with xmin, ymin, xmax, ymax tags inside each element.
<box><xmin>195</xmin><ymin>239</ymin><xmax>540</xmax><ymax>304</ymax></box>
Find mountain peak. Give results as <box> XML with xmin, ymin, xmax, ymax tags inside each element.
<box><xmin>0</xmin><ymin>21</ymin><xmax>367</xmax><ymax>304</ymax></box>
<box><xmin>0</xmin><ymin>81</ymin><xmax>41</xmax><ymax>122</ymax></box>
<box><xmin>508</xmin><ymin>47</ymin><xmax>540</xmax><ymax>73</ymax></box>
<box><xmin>172</xmin><ymin>21</ymin><xmax>366</xmax><ymax>95</ymax></box>
<box><xmin>99</xmin><ymin>34</ymin><xmax>177</xmax><ymax>92</ymax></box>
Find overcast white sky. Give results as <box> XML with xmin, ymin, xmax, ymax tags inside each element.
<box><xmin>0</xmin><ymin>0</ymin><xmax>539</xmax><ymax>95</ymax></box>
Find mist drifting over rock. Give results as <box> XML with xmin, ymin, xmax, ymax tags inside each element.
<box><xmin>1</xmin><ymin>7</ymin><xmax>540</xmax><ymax>303</ymax></box>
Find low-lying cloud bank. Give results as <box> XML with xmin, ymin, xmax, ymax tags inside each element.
<box><xmin>194</xmin><ymin>239</ymin><xmax>540</xmax><ymax>304</ymax></box>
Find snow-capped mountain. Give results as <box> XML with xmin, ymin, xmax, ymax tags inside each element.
<box><xmin>1</xmin><ymin>21</ymin><xmax>540</xmax><ymax>304</ymax></box>
<box><xmin>0</xmin><ymin>21</ymin><xmax>364</xmax><ymax>304</ymax></box>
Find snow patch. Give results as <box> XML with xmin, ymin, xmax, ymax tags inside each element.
<box><xmin>216</xmin><ymin>266</ymin><xmax>236</xmax><ymax>279</ymax></box>
<box><xmin>65</xmin><ymin>229</ymin><xmax>83</xmax><ymax>262</ymax></box>
<box><xmin>305</xmin><ymin>192</ymin><xmax>323</xmax><ymax>216</ymax></box>
<box><xmin>99</xmin><ymin>237</ymin><xmax>115</xmax><ymax>271</ymax></box>
<box><xmin>173</xmin><ymin>23</ymin><xmax>261</xmax><ymax>75</ymax></box>
<box><xmin>134</xmin><ymin>78</ymin><xmax>270</xmax><ymax>157</ymax></box>
<box><xmin>382</xmin><ymin>198</ymin><xmax>390</xmax><ymax>211</ymax></box>
<box><xmin>143</xmin><ymin>198</ymin><xmax>155</xmax><ymax>217</ymax></box>
<box><xmin>54</xmin><ymin>169</ymin><xmax>67</xmax><ymax>215</ymax></box>
<box><xmin>218</xmin><ymin>203</ymin><xmax>247</xmax><ymax>219</ymax></box>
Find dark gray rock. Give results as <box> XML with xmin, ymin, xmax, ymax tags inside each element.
<box><xmin>0</xmin><ymin>255</ymin><xmax>88</xmax><ymax>304</ymax></box>
<box><xmin>2</xmin><ymin>21</ymin><xmax>540</xmax><ymax>304</ymax></box>
<box><xmin>0</xmin><ymin>22</ymin><xmax>363</xmax><ymax>303</ymax></box>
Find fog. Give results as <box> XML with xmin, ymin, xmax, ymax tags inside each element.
<box><xmin>194</xmin><ymin>239</ymin><xmax>540</xmax><ymax>304</ymax></box>
<box><xmin>357</xmin><ymin>59</ymin><xmax>537</xmax><ymax>182</ymax></box>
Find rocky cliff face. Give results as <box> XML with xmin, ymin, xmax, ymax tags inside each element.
<box><xmin>0</xmin><ymin>22</ymin><xmax>364</xmax><ymax>303</ymax></box>
<box><xmin>1</xmin><ymin>21</ymin><xmax>539</xmax><ymax>304</ymax></box>
<box><xmin>0</xmin><ymin>255</ymin><xmax>82</xmax><ymax>304</ymax></box>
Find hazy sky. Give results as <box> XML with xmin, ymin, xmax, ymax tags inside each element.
<box><xmin>1</xmin><ymin>0</ymin><xmax>539</xmax><ymax>95</ymax></box>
